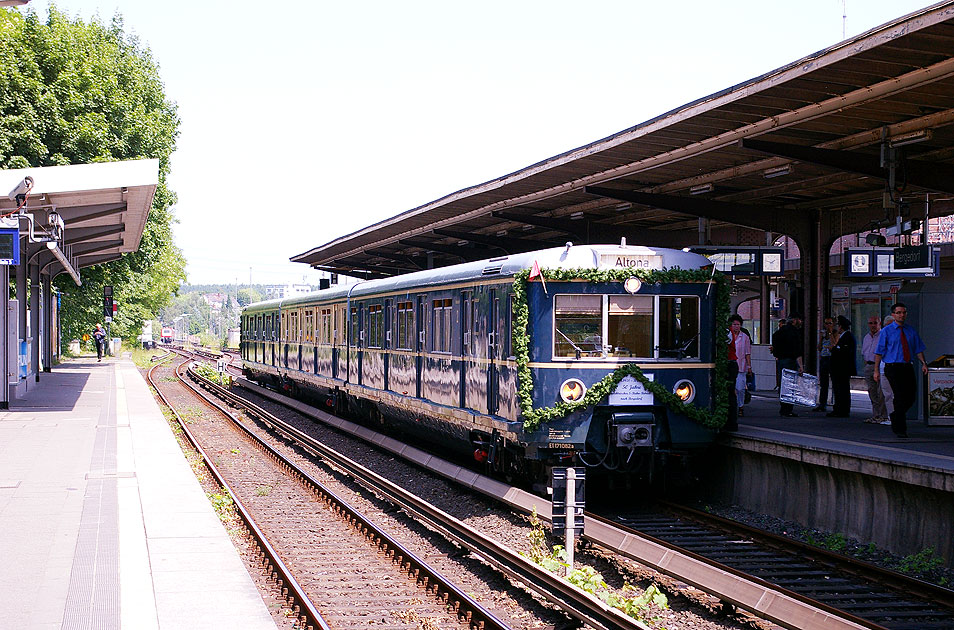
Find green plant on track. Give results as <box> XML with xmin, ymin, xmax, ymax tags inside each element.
<box><xmin>522</xmin><ymin>508</ymin><xmax>668</xmax><ymax>628</ymax></box>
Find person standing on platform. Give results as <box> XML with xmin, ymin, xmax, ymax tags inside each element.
<box><xmin>874</xmin><ymin>303</ymin><xmax>928</xmax><ymax>439</ymax></box>
<box><xmin>879</xmin><ymin>314</ymin><xmax>895</xmax><ymax>422</ymax></box>
<box><xmin>813</xmin><ymin>317</ymin><xmax>834</xmax><ymax>412</ymax></box>
<box><xmin>828</xmin><ymin>316</ymin><xmax>857</xmax><ymax>417</ymax></box>
<box><xmin>861</xmin><ymin>315</ymin><xmax>888</xmax><ymax>423</ymax></box>
<box><xmin>729</xmin><ymin>315</ymin><xmax>752</xmax><ymax>418</ymax></box>
<box><xmin>92</xmin><ymin>323</ymin><xmax>107</xmax><ymax>362</ymax></box>
<box><xmin>772</xmin><ymin>313</ymin><xmax>804</xmax><ymax>417</ymax></box>
<box><xmin>770</xmin><ymin>317</ymin><xmax>787</xmax><ymax>390</ymax></box>
<box><xmin>724</xmin><ymin>318</ymin><xmax>740</xmax><ymax>432</ymax></box>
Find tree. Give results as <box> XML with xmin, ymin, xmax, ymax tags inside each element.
<box><xmin>0</xmin><ymin>8</ymin><xmax>185</xmax><ymax>348</ymax></box>
<box><xmin>236</xmin><ymin>288</ymin><xmax>262</xmax><ymax>307</ymax></box>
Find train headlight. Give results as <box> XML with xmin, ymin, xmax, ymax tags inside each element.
<box><xmin>560</xmin><ymin>378</ymin><xmax>587</xmax><ymax>403</ymax></box>
<box><xmin>673</xmin><ymin>379</ymin><xmax>695</xmax><ymax>403</ymax></box>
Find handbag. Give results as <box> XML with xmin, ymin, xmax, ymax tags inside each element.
<box><xmin>744</xmin><ymin>372</ymin><xmax>755</xmax><ymax>403</ymax></box>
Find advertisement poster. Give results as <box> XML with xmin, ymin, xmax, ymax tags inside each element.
<box><xmin>927</xmin><ymin>370</ymin><xmax>954</xmax><ymax>425</ymax></box>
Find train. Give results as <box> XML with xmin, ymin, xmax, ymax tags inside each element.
<box><xmin>240</xmin><ymin>244</ymin><xmax>730</xmax><ymax>487</ymax></box>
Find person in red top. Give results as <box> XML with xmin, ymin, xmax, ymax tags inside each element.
<box><xmin>730</xmin><ymin>315</ymin><xmax>753</xmax><ymax>417</ymax></box>
<box><xmin>724</xmin><ymin>316</ymin><xmax>741</xmax><ymax>432</ymax></box>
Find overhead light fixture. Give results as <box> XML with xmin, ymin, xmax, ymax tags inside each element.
<box><xmin>569</xmin><ymin>211</ymin><xmax>584</xmax><ymax>219</ymax></box>
<box><xmin>889</xmin><ymin>129</ymin><xmax>932</xmax><ymax>148</ymax></box>
<box><xmin>46</xmin><ymin>241</ymin><xmax>81</xmax><ymax>285</ymax></box>
<box><xmin>763</xmin><ymin>165</ymin><xmax>793</xmax><ymax>179</ymax></box>
<box><xmin>865</xmin><ymin>233</ymin><xmax>887</xmax><ymax>247</ymax></box>
<box><xmin>689</xmin><ymin>183</ymin><xmax>714</xmax><ymax>195</ymax></box>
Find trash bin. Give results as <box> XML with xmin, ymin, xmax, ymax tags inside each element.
<box><xmin>111</xmin><ymin>337</ymin><xmax>122</xmax><ymax>355</ymax></box>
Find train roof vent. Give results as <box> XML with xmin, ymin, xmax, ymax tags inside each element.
<box><xmin>482</xmin><ymin>265</ymin><xmax>503</xmax><ymax>275</ymax></box>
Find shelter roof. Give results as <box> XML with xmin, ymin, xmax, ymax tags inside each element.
<box><xmin>0</xmin><ymin>159</ymin><xmax>158</xmax><ymax>279</ymax></box>
<box><xmin>292</xmin><ymin>2</ymin><xmax>954</xmax><ymax>279</ymax></box>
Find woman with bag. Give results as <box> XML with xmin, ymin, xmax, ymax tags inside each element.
<box><xmin>729</xmin><ymin>315</ymin><xmax>752</xmax><ymax>417</ymax></box>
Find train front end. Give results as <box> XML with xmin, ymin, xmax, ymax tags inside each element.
<box><xmin>513</xmin><ymin>245</ymin><xmax>727</xmax><ymax>482</ymax></box>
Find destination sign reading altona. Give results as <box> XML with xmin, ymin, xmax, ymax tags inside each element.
<box><xmin>599</xmin><ymin>253</ymin><xmax>662</xmax><ymax>271</ymax></box>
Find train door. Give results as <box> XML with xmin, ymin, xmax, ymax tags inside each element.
<box><xmin>331</xmin><ymin>305</ymin><xmax>341</xmax><ymax>379</ymax></box>
<box><xmin>384</xmin><ymin>299</ymin><xmax>392</xmax><ymax>391</ymax></box>
<box><xmin>356</xmin><ymin>305</ymin><xmax>364</xmax><ymax>385</ymax></box>
<box><xmin>461</xmin><ymin>291</ymin><xmax>472</xmax><ymax>408</ymax></box>
<box><xmin>416</xmin><ymin>295</ymin><xmax>425</xmax><ymax>398</ymax></box>
<box><xmin>488</xmin><ymin>289</ymin><xmax>499</xmax><ymax>414</ymax></box>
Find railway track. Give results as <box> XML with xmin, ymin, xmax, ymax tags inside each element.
<box><xmin>151</xmin><ymin>350</ymin><xmax>524</xmax><ymax>629</ymax></box>
<box><xmin>159</xmin><ymin>348</ymin><xmax>680</xmax><ymax>629</ymax></box>
<box><xmin>600</xmin><ymin>504</ymin><xmax>954</xmax><ymax>630</ymax></box>
<box><xmin>218</xmin><ymin>366</ymin><xmax>954</xmax><ymax>630</ymax></box>
<box><xmin>176</xmin><ymin>350</ymin><xmax>663</xmax><ymax>630</ymax></box>
<box><xmin>146</xmin><ymin>353</ymin><xmax>330</xmax><ymax>630</ymax></box>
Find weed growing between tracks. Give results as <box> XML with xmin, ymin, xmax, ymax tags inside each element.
<box><xmin>704</xmin><ymin>503</ymin><xmax>953</xmax><ymax>587</ymax></box>
<box><xmin>524</xmin><ymin>508</ymin><xmax>669</xmax><ymax>629</ymax></box>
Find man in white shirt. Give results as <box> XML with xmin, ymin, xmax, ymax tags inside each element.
<box><xmin>861</xmin><ymin>315</ymin><xmax>887</xmax><ymax>422</ymax></box>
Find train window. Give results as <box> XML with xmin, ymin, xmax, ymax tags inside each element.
<box><xmin>350</xmin><ymin>307</ymin><xmax>359</xmax><ymax>347</ymax></box>
<box><xmin>507</xmin><ymin>294</ymin><xmax>515</xmax><ymax>359</ymax></box>
<box><xmin>265</xmin><ymin>315</ymin><xmax>272</xmax><ymax>341</ymax></box>
<box><xmin>303</xmin><ymin>309</ymin><xmax>314</xmax><ymax>343</ymax></box>
<box><xmin>396</xmin><ymin>301</ymin><xmax>414</xmax><ymax>350</ymax></box>
<box><xmin>658</xmin><ymin>296</ymin><xmax>700</xmax><ymax>359</ymax></box>
<box><xmin>289</xmin><ymin>311</ymin><xmax>300</xmax><ymax>342</ymax></box>
<box><xmin>320</xmin><ymin>308</ymin><xmax>332</xmax><ymax>344</ymax></box>
<box><xmin>432</xmin><ymin>298</ymin><xmax>452</xmax><ymax>353</ymax></box>
<box><xmin>368</xmin><ymin>304</ymin><xmax>384</xmax><ymax>348</ymax></box>
<box><xmin>607</xmin><ymin>295</ymin><xmax>653</xmax><ymax>358</ymax></box>
<box><xmin>461</xmin><ymin>292</ymin><xmax>472</xmax><ymax>356</ymax></box>
<box><xmin>554</xmin><ymin>295</ymin><xmax>603</xmax><ymax>358</ymax></box>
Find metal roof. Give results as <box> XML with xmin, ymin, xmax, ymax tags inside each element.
<box><xmin>0</xmin><ymin>159</ymin><xmax>158</xmax><ymax>283</ymax></box>
<box><xmin>292</xmin><ymin>2</ymin><xmax>954</xmax><ymax>279</ymax></box>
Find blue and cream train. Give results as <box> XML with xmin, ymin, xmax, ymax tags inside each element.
<box><xmin>240</xmin><ymin>244</ymin><xmax>725</xmax><ymax>484</ymax></box>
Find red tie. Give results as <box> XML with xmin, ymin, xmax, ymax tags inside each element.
<box><xmin>900</xmin><ymin>327</ymin><xmax>911</xmax><ymax>363</ymax></box>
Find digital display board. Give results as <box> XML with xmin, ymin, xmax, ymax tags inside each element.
<box><xmin>0</xmin><ymin>228</ymin><xmax>19</xmax><ymax>265</ymax></box>
<box><xmin>844</xmin><ymin>247</ymin><xmax>939</xmax><ymax>278</ymax></box>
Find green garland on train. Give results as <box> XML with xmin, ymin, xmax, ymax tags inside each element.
<box><xmin>511</xmin><ymin>267</ymin><xmax>731</xmax><ymax>433</ymax></box>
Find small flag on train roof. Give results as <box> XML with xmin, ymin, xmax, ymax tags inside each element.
<box><xmin>529</xmin><ymin>260</ymin><xmax>548</xmax><ymax>295</ymax></box>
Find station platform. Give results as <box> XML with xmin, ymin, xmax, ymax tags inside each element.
<box><xmin>0</xmin><ymin>357</ymin><xmax>276</xmax><ymax>629</ymax></box>
<box><xmin>728</xmin><ymin>386</ymin><xmax>954</xmax><ymax>492</ymax></box>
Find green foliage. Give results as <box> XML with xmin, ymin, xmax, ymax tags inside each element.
<box><xmin>236</xmin><ymin>287</ymin><xmax>262</xmax><ymax>307</ymax></box>
<box><xmin>897</xmin><ymin>547</ymin><xmax>945</xmax><ymax>575</ymax></box>
<box><xmin>206</xmin><ymin>491</ymin><xmax>234</xmax><ymax>519</ymax></box>
<box><xmin>0</xmin><ymin>7</ymin><xmax>184</xmax><ymax>347</ymax></box>
<box><xmin>192</xmin><ymin>360</ymin><xmax>231</xmax><ymax>386</ymax></box>
<box><xmin>522</xmin><ymin>508</ymin><xmax>666</xmax><ymax>628</ymax></box>
<box><xmin>511</xmin><ymin>267</ymin><xmax>731</xmax><ymax>432</ymax></box>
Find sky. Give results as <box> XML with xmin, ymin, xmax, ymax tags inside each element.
<box><xmin>18</xmin><ymin>0</ymin><xmax>941</xmax><ymax>286</ymax></box>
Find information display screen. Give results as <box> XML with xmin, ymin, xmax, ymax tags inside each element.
<box><xmin>0</xmin><ymin>229</ymin><xmax>19</xmax><ymax>265</ymax></box>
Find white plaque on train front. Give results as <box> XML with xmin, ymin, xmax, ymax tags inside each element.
<box><xmin>599</xmin><ymin>253</ymin><xmax>663</xmax><ymax>271</ymax></box>
<box><xmin>609</xmin><ymin>374</ymin><xmax>654</xmax><ymax>405</ymax></box>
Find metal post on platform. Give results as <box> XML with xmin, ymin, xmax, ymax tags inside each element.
<box><xmin>0</xmin><ymin>265</ymin><xmax>7</xmax><ymax>409</ymax></box>
<box><xmin>565</xmin><ymin>468</ymin><xmax>576</xmax><ymax>576</ymax></box>
<box><xmin>30</xmin><ymin>262</ymin><xmax>39</xmax><ymax>381</ymax></box>
<box><xmin>41</xmin><ymin>274</ymin><xmax>52</xmax><ymax>372</ymax></box>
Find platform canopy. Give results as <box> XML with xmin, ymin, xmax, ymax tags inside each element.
<box><xmin>0</xmin><ymin>159</ymin><xmax>159</xmax><ymax>283</ymax></box>
<box><xmin>292</xmin><ymin>2</ymin><xmax>954</xmax><ymax>280</ymax></box>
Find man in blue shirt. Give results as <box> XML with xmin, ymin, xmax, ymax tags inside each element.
<box><xmin>874</xmin><ymin>302</ymin><xmax>928</xmax><ymax>438</ymax></box>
